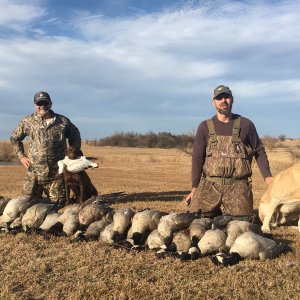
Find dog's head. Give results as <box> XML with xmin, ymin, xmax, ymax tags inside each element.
<box><xmin>66</xmin><ymin>146</ymin><xmax>83</xmax><ymax>160</ymax></box>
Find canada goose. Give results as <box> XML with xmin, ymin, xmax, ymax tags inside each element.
<box><xmin>157</xmin><ymin>212</ymin><xmax>194</xmax><ymax>245</ymax></box>
<box><xmin>189</xmin><ymin>218</ymin><xmax>212</xmax><ymax>246</ymax></box>
<box><xmin>225</xmin><ymin>220</ymin><xmax>262</xmax><ymax>249</ymax></box>
<box><xmin>229</xmin><ymin>231</ymin><xmax>286</xmax><ymax>260</ymax></box>
<box><xmin>7</xmin><ymin>216</ymin><xmax>23</xmax><ymax>234</ymax></box>
<box><xmin>0</xmin><ymin>196</ymin><xmax>10</xmax><ymax>215</ymax></box>
<box><xmin>209</xmin><ymin>252</ymin><xmax>242</xmax><ymax>267</ymax></box>
<box><xmin>71</xmin><ymin>219</ymin><xmax>108</xmax><ymax>243</ymax></box>
<box><xmin>79</xmin><ymin>201</ymin><xmax>114</xmax><ymax>226</ymax></box>
<box><xmin>112</xmin><ymin>208</ymin><xmax>135</xmax><ymax>242</ymax></box>
<box><xmin>22</xmin><ymin>202</ymin><xmax>54</xmax><ymax>232</ymax></box>
<box><xmin>198</xmin><ymin>229</ymin><xmax>227</xmax><ymax>256</ymax></box>
<box><xmin>146</xmin><ymin>229</ymin><xmax>167</xmax><ymax>251</ymax></box>
<box><xmin>58</xmin><ymin>204</ymin><xmax>81</xmax><ymax>236</ymax></box>
<box><xmin>211</xmin><ymin>214</ymin><xmax>257</xmax><ymax>230</ymax></box>
<box><xmin>99</xmin><ymin>222</ymin><xmax>115</xmax><ymax>244</ymax></box>
<box><xmin>131</xmin><ymin>209</ymin><xmax>166</xmax><ymax>245</ymax></box>
<box><xmin>0</xmin><ymin>195</ymin><xmax>36</xmax><ymax>224</ymax></box>
<box><xmin>38</xmin><ymin>212</ymin><xmax>63</xmax><ymax>236</ymax></box>
<box><xmin>169</xmin><ymin>229</ymin><xmax>192</xmax><ymax>260</ymax></box>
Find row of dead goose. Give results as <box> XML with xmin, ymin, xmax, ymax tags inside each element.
<box><xmin>0</xmin><ymin>195</ymin><xmax>287</xmax><ymax>266</ymax></box>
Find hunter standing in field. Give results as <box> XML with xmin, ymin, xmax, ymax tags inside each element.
<box><xmin>185</xmin><ymin>85</ymin><xmax>273</xmax><ymax>216</ymax></box>
<box><xmin>10</xmin><ymin>91</ymin><xmax>81</xmax><ymax>202</ymax></box>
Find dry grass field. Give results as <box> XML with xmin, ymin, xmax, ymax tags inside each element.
<box><xmin>0</xmin><ymin>144</ymin><xmax>300</xmax><ymax>300</ymax></box>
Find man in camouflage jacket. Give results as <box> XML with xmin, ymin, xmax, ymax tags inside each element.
<box><xmin>10</xmin><ymin>91</ymin><xmax>81</xmax><ymax>201</ymax></box>
<box><xmin>185</xmin><ymin>85</ymin><xmax>273</xmax><ymax>216</ymax></box>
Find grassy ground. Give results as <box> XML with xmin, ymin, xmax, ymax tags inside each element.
<box><xmin>0</xmin><ymin>145</ymin><xmax>299</xmax><ymax>300</ymax></box>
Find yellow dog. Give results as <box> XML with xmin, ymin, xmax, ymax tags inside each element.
<box><xmin>259</xmin><ymin>163</ymin><xmax>300</xmax><ymax>233</ymax></box>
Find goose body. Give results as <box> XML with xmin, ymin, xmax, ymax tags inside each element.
<box><xmin>230</xmin><ymin>231</ymin><xmax>285</xmax><ymax>260</ymax></box>
<box><xmin>198</xmin><ymin>229</ymin><xmax>227</xmax><ymax>255</ymax></box>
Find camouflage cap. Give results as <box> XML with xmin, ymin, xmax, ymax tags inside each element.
<box><xmin>213</xmin><ymin>85</ymin><xmax>232</xmax><ymax>98</ymax></box>
<box><xmin>34</xmin><ymin>91</ymin><xmax>51</xmax><ymax>104</ymax></box>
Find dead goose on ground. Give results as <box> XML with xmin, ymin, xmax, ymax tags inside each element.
<box><xmin>229</xmin><ymin>231</ymin><xmax>286</xmax><ymax>261</ymax></box>
<box><xmin>157</xmin><ymin>212</ymin><xmax>195</xmax><ymax>245</ymax></box>
<box><xmin>146</xmin><ymin>229</ymin><xmax>167</xmax><ymax>251</ymax></box>
<box><xmin>0</xmin><ymin>196</ymin><xmax>10</xmax><ymax>215</ymax></box>
<box><xmin>37</xmin><ymin>212</ymin><xmax>63</xmax><ymax>236</ymax></box>
<box><xmin>22</xmin><ymin>201</ymin><xmax>55</xmax><ymax>232</ymax></box>
<box><xmin>0</xmin><ymin>195</ymin><xmax>36</xmax><ymax>224</ymax></box>
<box><xmin>225</xmin><ymin>220</ymin><xmax>263</xmax><ymax>250</ymax></box>
<box><xmin>198</xmin><ymin>229</ymin><xmax>227</xmax><ymax>256</ymax></box>
<box><xmin>6</xmin><ymin>216</ymin><xmax>23</xmax><ymax>234</ymax></box>
<box><xmin>99</xmin><ymin>222</ymin><xmax>115</xmax><ymax>245</ymax></box>
<box><xmin>112</xmin><ymin>207</ymin><xmax>135</xmax><ymax>243</ymax></box>
<box><xmin>71</xmin><ymin>219</ymin><xmax>108</xmax><ymax>243</ymax></box>
<box><xmin>189</xmin><ymin>217</ymin><xmax>212</xmax><ymax>246</ymax></box>
<box><xmin>131</xmin><ymin>209</ymin><xmax>166</xmax><ymax>246</ymax></box>
<box><xmin>58</xmin><ymin>204</ymin><xmax>81</xmax><ymax>236</ymax></box>
<box><xmin>168</xmin><ymin>229</ymin><xmax>193</xmax><ymax>260</ymax></box>
<box><xmin>79</xmin><ymin>201</ymin><xmax>114</xmax><ymax>227</ymax></box>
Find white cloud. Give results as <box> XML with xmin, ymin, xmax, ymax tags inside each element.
<box><xmin>0</xmin><ymin>0</ymin><xmax>44</xmax><ymax>31</ymax></box>
<box><xmin>1</xmin><ymin>0</ymin><xmax>300</xmax><ymax>139</ymax></box>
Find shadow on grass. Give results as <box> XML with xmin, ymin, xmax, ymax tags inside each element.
<box><xmin>109</xmin><ymin>190</ymin><xmax>189</xmax><ymax>204</ymax></box>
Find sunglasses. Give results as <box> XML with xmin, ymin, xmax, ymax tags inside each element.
<box><xmin>36</xmin><ymin>101</ymin><xmax>50</xmax><ymax>106</ymax></box>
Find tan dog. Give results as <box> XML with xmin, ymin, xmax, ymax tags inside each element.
<box><xmin>259</xmin><ymin>163</ymin><xmax>300</xmax><ymax>233</ymax></box>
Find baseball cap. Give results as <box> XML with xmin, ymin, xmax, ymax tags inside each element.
<box><xmin>213</xmin><ymin>85</ymin><xmax>232</xmax><ymax>98</ymax></box>
<box><xmin>34</xmin><ymin>91</ymin><xmax>51</xmax><ymax>104</ymax></box>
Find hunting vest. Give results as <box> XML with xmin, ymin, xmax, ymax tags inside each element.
<box><xmin>202</xmin><ymin>117</ymin><xmax>252</xmax><ymax>182</ymax></box>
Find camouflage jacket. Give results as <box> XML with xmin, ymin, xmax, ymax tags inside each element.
<box><xmin>10</xmin><ymin>111</ymin><xmax>81</xmax><ymax>180</ymax></box>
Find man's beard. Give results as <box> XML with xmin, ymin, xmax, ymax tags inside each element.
<box><xmin>217</xmin><ymin>103</ymin><xmax>232</xmax><ymax>115</ymax></box>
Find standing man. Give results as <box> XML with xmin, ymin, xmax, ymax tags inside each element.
<box><xmin>185</xmin><ymin>85</ymin><xmax>272</xmax><ymax>216</ymax></box>
<box><xmin>10</xmin><ymin>91</ymin><xmax>81</xmax><ymax>202</ymax></box>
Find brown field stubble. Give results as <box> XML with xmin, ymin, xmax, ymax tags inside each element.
<box><xmin>0</xmin><ymin>145</ymin><xmax>300</xmax><ymax>300</ymax></box>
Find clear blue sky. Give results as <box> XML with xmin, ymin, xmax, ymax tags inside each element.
<box><xmin>1</xmin><ymin>0</ymin><xmax>300</xmax><ymax>139</ymax></box>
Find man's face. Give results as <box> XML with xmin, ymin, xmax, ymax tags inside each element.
<box><xmin>34</xmin><ymin>101</ymin><xmax>52</xmax><ymax>116</ymax></box>
<box><xmin>212</xmin><ymin>93</ymin><xmax>233</xmax><ymax>115</ymax></box>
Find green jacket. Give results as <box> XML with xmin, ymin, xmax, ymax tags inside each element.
<box><xmin>10</xmin><ymin>111</ymin><xmax>81</xmax><ymax>180</ymax></box>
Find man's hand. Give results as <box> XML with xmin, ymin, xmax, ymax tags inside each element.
<box><xmin>264</xmin><ymin>176</ymin><xmax>273</xmax><ymax>186</ymax></box>
<box><xmin>20</xmin><ymin>156</ymin><xmax>31</xmax><ymax>169</ymax></box>
<box><xmin>185</xmin><ymin>188</ymin><xmax>196</xmax><ymax>205</ymax></box>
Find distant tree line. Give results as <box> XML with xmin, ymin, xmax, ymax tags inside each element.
<box><xmin>85</xmin><ymin>132</ymin><xmax>297</xmax><ymax>150</ymax></box>
<box><xmin>85</xmin><ymin>131</ymin><xmax>195</xmax><ymax>149</ymax></box>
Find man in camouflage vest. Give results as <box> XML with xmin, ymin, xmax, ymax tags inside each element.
<box><xmin>10</xmin><ymin>91</ymin><xmax>81</xmax><ymax>202</ymax></box>
<box><xmin>185</xmin><ymin>85</ymin><xmax>273</xmax><ymax>216</ymax></box>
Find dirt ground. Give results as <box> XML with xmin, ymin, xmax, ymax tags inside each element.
<box><xmin>0</xmin><ymin>145</ymin><xmax>299</xmax><ymax>300</ymax></box>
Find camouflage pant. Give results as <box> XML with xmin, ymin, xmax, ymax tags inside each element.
<box><xmin>22</xmin><ymin>171</ymin><xmax>65</xmax><ymax>201</ymax></box>
<box><xmin>188</xmin><ymin>177</ymin><xmax>253</xmax><ymax>216</ymax></box>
